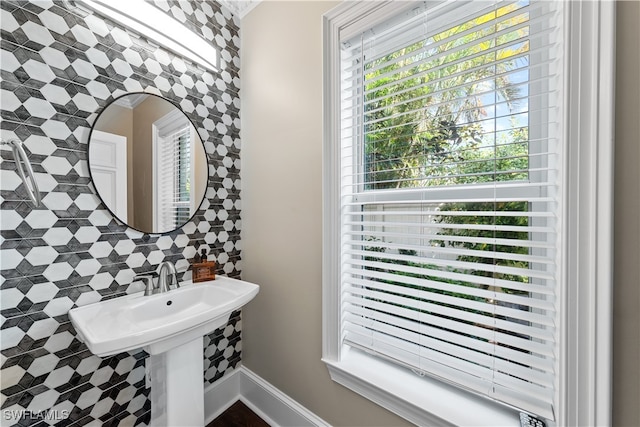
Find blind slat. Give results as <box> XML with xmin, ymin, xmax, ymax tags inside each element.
<box><xmin>344</xmin><ymin>300</ymin><xmax>554</xmax><ymax>357</ymax></box>
<box><xmin>345</xmin><ymin>275</ymin><xmax>555</xmax><ymax>312</ymax></box>
<box><xmin>343</xmin><ymin>314</ymin><xmax>556</xmax><ymax>385</ymax></box>
<box><xmin>345</xmin><ymin>282</ymin><xmax>555</xmax><ymax>328</ymax></box>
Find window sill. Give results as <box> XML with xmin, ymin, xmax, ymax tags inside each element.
<box><xmin>323</xmin><ymin>348</ymin><xmax>520</xmax><ymax>427</ymax></box>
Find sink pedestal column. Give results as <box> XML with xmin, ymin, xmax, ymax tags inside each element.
<box><xmin>149</xmin><ymin>336</ymin><xmax>204</xmax><ymax>426</ymax></box>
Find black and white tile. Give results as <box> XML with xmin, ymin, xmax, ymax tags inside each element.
<box><xmin>1</xmin><ymin>1</ymin><xmax>242</xmax><ymax>425</ymax></box>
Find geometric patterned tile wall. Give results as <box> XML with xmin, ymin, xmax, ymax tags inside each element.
<box><xmin>1</xmin><ymin>1</ymin><xmax>242</xmax><ymax>425</ymax></box>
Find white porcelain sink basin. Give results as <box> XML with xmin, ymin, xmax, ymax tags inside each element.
<box><xmin>69</xmin><ymin>276</ymin><xmax>259</xmax><ymax>356</ymax></box>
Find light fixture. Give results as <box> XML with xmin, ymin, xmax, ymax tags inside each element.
<box><xmin>78</xmin><ymin>0</ymin><xmax>218</xmax><ymax>72</ymax></box>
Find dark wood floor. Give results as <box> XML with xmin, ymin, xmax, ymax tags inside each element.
<box><xmin>207</xmin><ymin>400</ymin><xmax>270</xmax><ymax>427</ymax></box>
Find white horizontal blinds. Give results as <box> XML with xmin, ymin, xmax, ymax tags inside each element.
<box><xmin>157</xmin><ymin>125</ymin><xmax>192</xmax><ymax>230</ymax></box>
<box><xmin>340</xmin><ymin>0</ymin><xmax>563</xmax><ymax>420</ymax></box>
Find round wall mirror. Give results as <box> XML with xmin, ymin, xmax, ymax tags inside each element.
<box><xmin>88</xmin><ymin>93</ymin><xmax>208</xmax><ymax>234</ymax></box>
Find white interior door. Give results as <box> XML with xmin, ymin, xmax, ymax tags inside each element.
<box><xmin>89</xmin><ymin>130</ymin><xmax>128</xmax><ymax>222</ymax></box>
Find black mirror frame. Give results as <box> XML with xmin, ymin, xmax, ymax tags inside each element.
<box><xmin>88</xmin><ymin>91</ymin><xmax>208</xmax><ymax>235</ymax></box>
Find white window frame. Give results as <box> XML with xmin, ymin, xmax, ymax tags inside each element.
<box><xmin>322</xmin><ymin>1</ymin><xmax>615</xmax><ymax>426</ymax></box>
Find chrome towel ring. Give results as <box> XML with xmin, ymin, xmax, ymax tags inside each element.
<box><xmin>1</xmin><ymin>139</ymin><xmax>41</xmax><ymax>207</ymax></box>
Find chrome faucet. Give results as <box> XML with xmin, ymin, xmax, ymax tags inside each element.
<box><xmin>133</xmin><ymin>261</ymin><xmax>179</xmax><ymax>296</ymax></box>
<box><xmin>157</xmin><ymin>261</ymin><xmax>179</xmax><ymax>293</ymax></box>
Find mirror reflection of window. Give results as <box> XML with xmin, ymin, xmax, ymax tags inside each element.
<box><xmin>176</xmin><ymin>130</ymin><xmax>192</xmax><ymax>223</ymax></box>
<box><xmin>154</xmin><ymin>111</ymin><xmax>197</xmax><ymax>231</ymax></box>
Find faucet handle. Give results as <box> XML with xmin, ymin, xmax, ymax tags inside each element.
<box><xmin>134</xmin><ymin>274</ymin><xmax>155</xmax><ymax>296</ymax></box>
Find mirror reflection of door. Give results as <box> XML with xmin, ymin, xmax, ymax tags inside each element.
<box><xmin>88</xmin><ymin>130</ymin><xmax>128</xmax><ymax>221</ymax></box>
<box><xmin>88</xmin><ymin>93</ymin><xmax>207</xmax><ymax>234</ymax></box>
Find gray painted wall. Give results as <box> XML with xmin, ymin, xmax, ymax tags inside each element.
<box><xmin>613</xmin><ymin>2</ymin><xmax>640</xmax><ymax>426</ymax></box>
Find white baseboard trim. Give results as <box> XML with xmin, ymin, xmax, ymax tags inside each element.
<box><xmin>203</xmin><ymin>366</ymin><xmax>330</xmax><ymax>427</ymax></box>
<box><xmin>203</xmin><ymin>369</ymin><xmax>242</xmax><ymax>424</ymax></box>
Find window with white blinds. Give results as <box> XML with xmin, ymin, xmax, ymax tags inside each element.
<box><xmin>338</xmin><ymin>0</ymin><xmax>563</xmax><ymax>420</ymax></box>
<box><xmin>155</xmin><ymin>111</ymin><xmax>195</xmax><ymax>231</ymax></box>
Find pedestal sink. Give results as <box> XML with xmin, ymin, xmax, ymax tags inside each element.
<box><xmin>69</xmin><ymin>276</ymin><xmax>259</xmax><ymax>427</ymax></box>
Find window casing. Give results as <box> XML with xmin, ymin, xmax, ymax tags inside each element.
<box><xmin>322</xmin><ymin>1</ymin><xmax>614</xmax><ymax>426</ymax></box>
